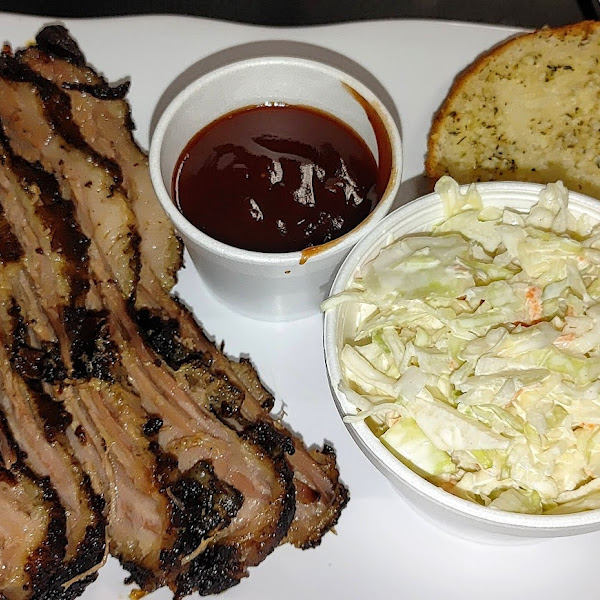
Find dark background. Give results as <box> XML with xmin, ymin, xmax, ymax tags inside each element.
<box><xmin>1</xmin><ymin>0</ymin><xmax>598</xmax><ymax>28</ymax></box>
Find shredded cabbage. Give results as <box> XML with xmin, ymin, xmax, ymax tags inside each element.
<box><xmin>324</xmin><ymin>177</ymin><xmax>600</xmax><ymax>515</ymax></box>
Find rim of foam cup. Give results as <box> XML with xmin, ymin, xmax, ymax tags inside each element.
<box><xmin>149</xmin><ymin>56</ymin><xmax>402</xmax><ymax>267</ymax></box>
<box><xmin>324</xmin><ymin>180</ymin><xmax>600</xmax><ymax>531</ymax></box>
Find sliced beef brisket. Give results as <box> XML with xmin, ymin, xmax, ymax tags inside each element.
<box><xmin>0</xmin><ymin>135</ymin><xmax>256</xmax><ymax>597</ymax></box>
<box><xmin>0</xmin><ymin>23</ymin><xmax>349</xmax><ymax>600</ymax></box>
<box><xmin>0</xmin><ymin>415</ymin><xmax>68</xmax><ymax>600</ymax></box>
<box><xmin>22</xmin><ymin>23</ymin><xmax>348</xmax><ymax>550</ymax></box>
<box><xmin>25</xmin><ymin>25</ymin><xmax>182</xmax><ymax>296</ymax></box>
<box><xmin>0</xmin><ymin>54</ymin><xmax>139</xmax><ymax>302</ymax></box>
<box><xmin>0</xmin><ymin>219</ymin><xmax>105</xmax><ymax>598</ymax></box>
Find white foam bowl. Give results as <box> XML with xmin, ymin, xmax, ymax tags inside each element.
<box><xmin>149</xmin><ymin>56</ymin><xmax>402</xmax><ymax>321</ymax></box>
<box><xmin>324</xmin><ymin>181</ymin><xmax>600</xmax><ymax>542</ymax></box>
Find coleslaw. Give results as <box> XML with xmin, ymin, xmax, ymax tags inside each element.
<box><xmin>324</xmin><ymin>177</ymin><xmax>600</xmax><ymax>514</ymax></box>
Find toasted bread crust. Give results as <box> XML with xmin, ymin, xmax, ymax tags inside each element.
<box><xmin>425</xmin><ymin>20</ymin><xmax>600</xmax><ymax>197</ymax></box>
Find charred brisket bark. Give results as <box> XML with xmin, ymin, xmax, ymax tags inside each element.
<box><xmin>21</xmin><ymin>23</ymin><xmax>349</xmax><ymax>550</ymax></box>
<box><xmin>19</xmin><ymin>25</ymin><xmax>182</xmax><ymax>295</ymax></box>
<box><xmin>0</xmin><ymin>132</ymin><xmax>256</xmax><ymax>597</ymax></box>
<box><xmin>0</xmin><ymin>415</ymin><xmax>68</xmax><ymax>600</ymax></box>
<box><xmin>0</xmin><ymin>23</ymin><xmax>349</xmax><ymax>600</ymax></box>
<box><xmin>0</xmin><ymin>214</ymin><xmax>105</xmax><ymax>599</ymax></box>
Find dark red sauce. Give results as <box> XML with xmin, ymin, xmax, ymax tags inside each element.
<box><xmin>173</xmin><ymin>104</ymin><xmax>381</xmax><ymax>253</ymax></box>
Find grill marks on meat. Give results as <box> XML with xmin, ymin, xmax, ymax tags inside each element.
<box><xmin>57</xmin><ymin>380</ymin><xmax>175</xmax><ymax>590</ymax></box>
<box><xmin>0</xmin><ymin>133</ymin><xmax>90</xmax><ymax>307</ymax></box>
<box><xmin>104</xmin><ymin>288</ymin><xmax>296</xmax><ymax>577</ymax></box>
<box><xmin>131</xmin><ymin>306</ymin><xmax>345</xmax><ymax>547</ymax></box>
<box><xmin>0</xmin><ymin>210</ymin><xmax>105</xmax><ymax>588</ymax></box>
<box><xmin>0</xmin><ymin>468</ymin><xmax>62</xmax><ymax>600</ymax></box>
<box><xmin>56</xmin><ymin>376</ymin><xmax>246</xmax><ymax>595</ymax></box>
<box><xmin>0</xmin><ymin>24</ymin><xmax>349</xmax><ymax>600</ymax></box>
<box><xmin>137</xmin><ymin>295</ymin><xmax>349</xmax><ymax>548</ymax></box>
<box><xmin>0</xmin><ymin>133</ymin><xmax>91</xmax><ymax>374</ymax></box>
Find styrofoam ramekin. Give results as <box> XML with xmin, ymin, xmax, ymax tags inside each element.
<box><xmin>324</xmin><ymin>181</ymin><xmax>600</xmax><ymax>542</ymax></box>
<box><xmin>149</xmin><ymin>56</ymin><xmax>402</xmax><ymax>321</ymax></box>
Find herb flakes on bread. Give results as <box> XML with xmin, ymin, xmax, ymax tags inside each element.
<box><xmin>426</xmin><ymin>21</ymin><xmax>600</xmax><ymax>199</ymax></box>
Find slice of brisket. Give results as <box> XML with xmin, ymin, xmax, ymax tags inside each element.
<box><xmin>0</xmin><ymin>52</ymin><xmax>296</xmax><ymax>598</ymax></box>
<box><xmin>0</xmin><ymin>23</ymin><xmax>349</xmax><ymax>600</ymax></box>
<box><xmin>0</xmin><ymin>210</ymin><xmax>105</xmax><ymax>599</ymax></box>
<box><xmin>22</xmin><ymin>23</ymin><xmax>349</xmax><ymax>551</ymax></box>
<box><xmin>0</xmin><ymin>415</ymin><xmax>68</xmax><ymax>600</ymax></box>
<box><xmin>20</xmin><ymin>25</ymin><xmax>183</xmax><ymax>296</ymax></box>
<box><xmin>0</xmin><ymin>132</ymin><xmax>268</xmax><ymax>597</ymax></box>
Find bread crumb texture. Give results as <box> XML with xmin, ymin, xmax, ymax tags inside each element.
<box><xmin>426</xmin><ymin>21</ymin><xmax>600</xmax><ymax>199</ymax></box>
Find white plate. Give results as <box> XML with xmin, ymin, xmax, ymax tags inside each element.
<box><xmin>3</xmin><ymin>13</ymin><xmax>598</xmax><ymax>600</ymax></box>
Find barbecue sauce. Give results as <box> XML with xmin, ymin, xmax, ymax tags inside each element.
<box><xmin>173</xmin><ymin>104</ymin><xmax>381</xmax><ymax>253</ymax></box>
